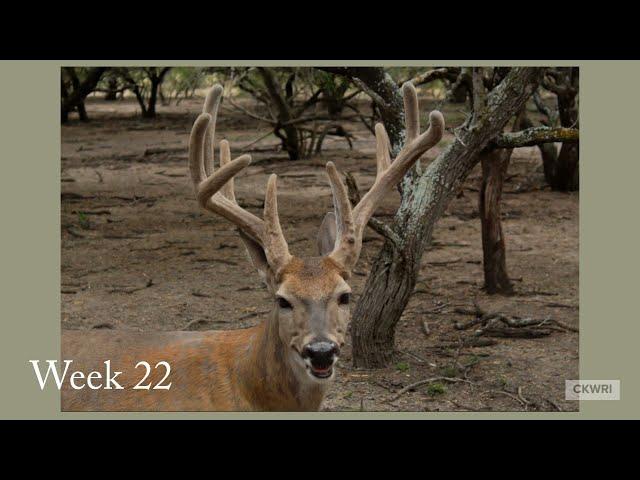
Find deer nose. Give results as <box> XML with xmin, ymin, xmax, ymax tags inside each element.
<box><xmin>301</xmin><ymin>341</ymin><xmax>340</xmax><ymax>368</ymax></box>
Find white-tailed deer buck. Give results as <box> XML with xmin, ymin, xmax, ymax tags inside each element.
<box><xmin>61</xmin><ymin>83</ymin><xmax>444</xmax><ymax>411</ymax></box>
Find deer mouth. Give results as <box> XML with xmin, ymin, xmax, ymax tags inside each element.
<box><xmin>308</xmin><ymin>364</ymin><xmax>334</xmax><ymax>379</ymax></box>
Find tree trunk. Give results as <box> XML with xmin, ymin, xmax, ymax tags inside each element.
<box><xmin>351</xmin><ymin>67</ymin><xmax>542</xmax><ymax>368</ymax></box>
<box><xmin>258</xmin><ymin>67</ymin><xmax>301</xmax><ymax>160</ymax></box>
<box><xmin>450</xmin><ymin>67</ymin><xmax>472</xmax><ymax>104</ymax></box>
<box><xmin>553</xmin><ymin>143</ymin><xmax>578</xmax><ymax>190</ymax></box>
<box><xmin>61</xmin><ymin>80</ymin><xmax>70</xmax><ymax>123</ymax></box>
<box><xmin>77</xmin><ymin>101</ymin><xmax>89</xmax><ymax>122</ymax></box>
<box><xmin>518</xmin><ymin>113</ymin><xmax>560</xmax><ymax>186</ymax></box>
<box><xmin>104</xmin><ymin>77</ymin><xmax>118</xmax><ymax>101</ymax></box>
<box><xmin>479</xmin><ymin>148</ymin><xmax>514</xmax><ymax>294</ymax></box>
<box><xmin>60</xmin><ymin>67</ymin><xmax>107</xmax><ymax>123</ymax></box>
<box><xmin>143</xmin><ymin>77</ymin><xmax>159</xmax><ymax>118</ymax></box>
<box><xmin>553</xmin><ymin>85</ymin><xmax>579</xmax><ymax>191</ymax></box>
<box><xmin>540</xmin><ymin>67</ymin><xmax>579</xmax><ymax>191</ymax></box>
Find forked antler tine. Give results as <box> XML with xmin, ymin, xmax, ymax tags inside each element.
<box><xmin>202</xmin><ymin>84</ymin><xmax>224</xmax><ymax>177</ymax></box>
<box><xmin>374</xmin><ymin>123</ymin><xmax>391</xmax><ymax>181</ymax></box>
<box><xmin>197</xmin><ymin>154</ymin><xmax>251</xmax><ymax>207</ymax></box>
<box><xmin>219</xmin><ymin>140</ymin><xmax>236</xmax><ymax>202</ymax></box>
<box><xmin>188</xmin><ymin>110</ymin><xmax>264</xmax><ymax>243</ymax></box>
<box><xmin>263</xmin><ymin>175</ymin><xmax>291</xmax><ymax>270</ymax></box>
<box><xmin>402</xmin><ymin>82</ymin><xmax>420</xmax><ymax>143</ymax></box>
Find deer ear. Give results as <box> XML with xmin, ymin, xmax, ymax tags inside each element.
<box><xmin>317</xmin><ymin>212</ymin><xmax>337</xmax><ymax>256</ymax></box>
<box><xmin>239</xmin><ymin>229</ymin><xmax>269</xmax><ymax>279</ymax></box>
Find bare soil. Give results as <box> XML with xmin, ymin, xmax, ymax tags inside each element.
<box><xmin>61</xmin><ymin>96</ymin><xmax>579</xmax><ymax>412</ymax></box>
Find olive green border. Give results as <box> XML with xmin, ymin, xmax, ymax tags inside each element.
<box><xmin>0</xmin><ymin>60</ymin><xmax>630</xmax><ymax>419</ymax></box>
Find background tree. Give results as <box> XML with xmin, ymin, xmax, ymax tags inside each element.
<box><xmin>61</xmin><ymin>67</ymin><xmax>108</xmax><ymax>123</ymax></box>
<box><xmin>227</xmin><ymin>67</ymin><xmax>366</xmax><ymax>160</ymax></box>
<box><xmin>537</xmin><ymin>68</ymin><xmax>580</xmax><ymax>191</ymax></box>
<box><xmin>319</xmin><ymin>67</ymin><xmax>406</xmax><ymax>155</ymax></box>
<box><xmin>160</xmin><ymin>67</ymin><xmax>209</xmax><ymax>105</ymax></box>
<box><xmin>116</xmin><ymin>67</ymin><xmax>172</xmax><ymax>118</ymax></box>
<box><xmin>480</xmin><ymin>113</ymin><xmax>579</xmax><ymax>294</ymax></box>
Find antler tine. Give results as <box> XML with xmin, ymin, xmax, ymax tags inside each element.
<box><xmin>374</xmin><ymin>123</ymin><xmax>391</xmax><ymax>181</ymax></box>
<box><xmin>189</xmin><ymin>113</ymin><xmax>211</xmax><ymax>187</ymax></box>
<box><xmin>263</xmin><ymin>175</ymin><xmax>291</xmax><ymax>271</ymax></box>
<box><xmin>188</xmin><ymin>105</ymin><xmax>264</xmax><ymax>243</ymax></box>
<box><xmin>326</xmin><ymin>82</ymin><xmax>445</xmax><ymax>272</ymax></box>
<box><xmin>402</xmin><ymin>82</ymin><xmax>420</xmax><ymax>143</ymax></box>
<box><xmin>325</xmin><ymin>162</ymin><xmax>357</xmax><ymax>273</ymax></box>
<box><xmin>219</xmin><ymin>140</ymin><xmax>236</xmax><ymax>202</ymax></box>
<box><xmin>202</xmin><ymin>84</ymin><xmax>224</xmax><ymax>177</ymax></box>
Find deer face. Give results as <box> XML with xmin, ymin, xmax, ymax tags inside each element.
<box><xmin>239</xmin><ymin>217</ymin><xmax>351</xmax><ymax>383</ymax></box>
<box><xmin>275</xmin><ymin>257</ymin><xmax>351</xmax><ymax>381</ymax></box>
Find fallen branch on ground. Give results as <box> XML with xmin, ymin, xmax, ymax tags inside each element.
<box><xmin>454</xmin><ymin>303</ymin><xmax>578</xmax><ymax>338</ymax></box>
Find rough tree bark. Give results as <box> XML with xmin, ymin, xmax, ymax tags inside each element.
<box><xmin>350</xmin><ymin>67</ymin><xmax>543</xmax><ymax>368</ymax></box>
<box><xmin>61</xmin><ymin>67</ymin><xmax>107</xmax><ymax>123</ymax></box>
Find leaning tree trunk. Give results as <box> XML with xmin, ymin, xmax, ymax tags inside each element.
<box><xmin>479</xmin><ymin>148</ymin><xmax>514</xmax><ymax>295</ymax></box>
<box><xmin>351</xmin><ymin>67</ymin><xmax>542</xmax><ymax>368</ymax></box>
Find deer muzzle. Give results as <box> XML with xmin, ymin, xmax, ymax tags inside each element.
<box><xmin>301</xmin><ymin>340</ymin><xmax>340</xmax><ymax>379</ymax></box>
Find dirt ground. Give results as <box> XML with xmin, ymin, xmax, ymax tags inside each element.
<box><xmin>61</xmin><ymin>95</ymin><xmax>579</xmax><ymax>412</ymax></box>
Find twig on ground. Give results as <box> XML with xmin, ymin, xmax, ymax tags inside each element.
<box><xmin>421</xmin><ymin>320</ymin><xmax>430</xmax><ymax>337</ymax></box>
<box><xmin>388</xmin><ymin>377</ymin><xmax>473</xmax><ymax>402</ymax></box>
<box><xmin>108</xmin><ymin>278</ymin><xmax>153</xmax><ymax>294</ymax></box>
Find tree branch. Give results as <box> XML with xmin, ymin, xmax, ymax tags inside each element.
<box><xmin>400</xmin><ymin>68</ymin><xmax>453</xmax><ymax>87</ymax></box>
<box><xmin>492</xmin><ymin>126</ymin><xmax>579</xmax><ymax>148</ymax></box>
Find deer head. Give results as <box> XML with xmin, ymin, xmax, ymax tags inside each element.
<box><xmin>189</xmin><ymin>84</ymin><xmax>444</xmax><ymax>384</ymax></box>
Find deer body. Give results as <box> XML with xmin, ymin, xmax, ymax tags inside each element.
<box><xmin>62</xmin><ymin>310</ymin><xmax>325</xmax><ymax>411</ymax></box>
<box><xmin>61</xmin><ymin>84</ymin><xmax>444</xmax><ymax>412</ymax></box>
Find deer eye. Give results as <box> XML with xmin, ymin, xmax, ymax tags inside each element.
<box><xmin>277</xmin><ymin>297</ymin><xmax>292</xmax><ymax>309</ymax></box>
<box><xmin>338</xmin><ymin>293</ymin><xmax>350</xmax><ymax>305</ymax></box>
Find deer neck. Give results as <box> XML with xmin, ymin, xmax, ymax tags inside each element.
<box><xmin>235</xmin><ymin>308</ymin><xmax>327</xmax><ymax>411</ymax></box>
